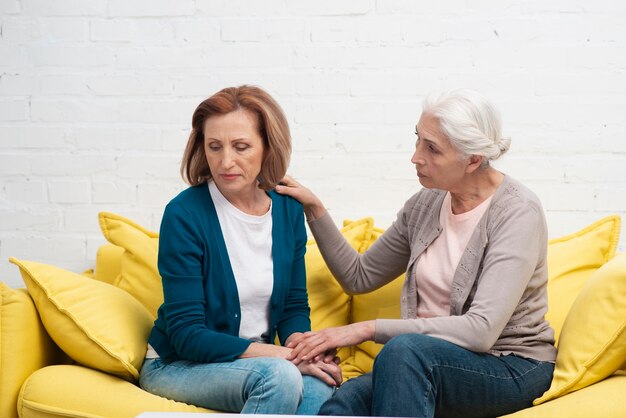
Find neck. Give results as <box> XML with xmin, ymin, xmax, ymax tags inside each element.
<box><xmin>449</xmin><ymin>167</ymin><xmax>504</xmax><ymax>214</ymax></box>
<box><xmin>216</xmin><ymin>183</ymin><xmax>271</xmax><ymax>216</ymax></box>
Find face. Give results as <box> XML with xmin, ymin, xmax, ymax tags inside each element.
<box><xmin>203</xmin><ymin>109</ymin><xmax>265</xmax><ymax>198</ymax></box>
<box><xmin>411</xmin><ymin>112</ymin><xmax>471</xmax><ymax>191</ymax></box>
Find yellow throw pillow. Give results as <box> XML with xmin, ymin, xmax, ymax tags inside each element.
<box><xmin>546</xmin><ymin>215</ymin><xmax>621</xmax><ymax>344</ymax></box>
<box><xmin>534</xmin><ymin>251</ymin><xmax>626</xmax><ymax>405</ymax></box>
<box><xmin>99</xmin><ymin>212</ymin><xmax>162</xmax><ymax>318</ymax></box>
<box><xmin>307</xmin><ymin>218</ymin><xmax>375</xmax><ymax>372</ymax></box>
<box><xmin>10</xmin><ymin>258</ymin><xmax>154</xmax><ymax>382</ymax></box>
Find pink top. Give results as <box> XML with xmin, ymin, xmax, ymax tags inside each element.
<box><xmin>415</xmin><ymin>192</ymin><xmax>493</xmax><ymax>318</ymax></box>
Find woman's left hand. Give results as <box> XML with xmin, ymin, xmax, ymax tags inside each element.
<box><xmin>287</xmin><ymin>321</ymin><xmax>376</xmax><ymax>364</ymax></box>
<box><xmin>296</xmin><ymin>358</ymin><xmax>343</xmax><ymax>387</ymax></box>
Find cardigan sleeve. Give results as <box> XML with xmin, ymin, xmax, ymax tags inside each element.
<box><xmin>275</xmin><ymin>199</ymin><xmax>311</xmax><ymax>344</ymax></box>
<box><xmin>307</xmin><ymin>208</ymin><xmax>412</xmax><ymax>295</ymax></box>
<box><xmin>157</xmin><ymin>200</ymin><xmax>252</xmax><ymax>363</ymax></box>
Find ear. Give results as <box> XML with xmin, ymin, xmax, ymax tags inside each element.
<box><xmin>465</xmin><ymin>154</ymin><xmax>484</xmax><ymax>173</ymax></box>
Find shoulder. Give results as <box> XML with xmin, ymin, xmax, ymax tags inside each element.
<box><xmin>492</xmin><ymin>175</ymin><xmax>543</xmax><ymax>215</ymax></box>
<box><xmin>269</xmin><ymin>189</ymin><xmax>304</xmax><ymax>215</ymax></box>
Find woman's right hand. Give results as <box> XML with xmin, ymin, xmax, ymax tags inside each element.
<box><xmin>275</xmin><ymin>175</ymin><xmax>327</xmax><ymax>221</ymax></box>
<box><xmin>296</xmin><ymin>357</ymin><xmax>343</xmax><ymax>387</ymax></box>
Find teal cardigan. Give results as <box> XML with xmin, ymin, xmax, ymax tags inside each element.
<box><xmin>148</xmin><ymin>183</ymin><xmax>310</xmax><ymax>363</ymax></box>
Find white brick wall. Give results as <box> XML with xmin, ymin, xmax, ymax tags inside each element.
<box><xmin>1</xmin><ymin>1</ymin><xmax>626</xmax><ymax>287</ymax></box>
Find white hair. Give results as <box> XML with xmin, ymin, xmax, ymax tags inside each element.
<box><xmin>422</xmin><ymin>89</ymin><xmax>511</xmax><ymax>165</ymax></box>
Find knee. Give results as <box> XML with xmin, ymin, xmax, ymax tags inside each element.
<box><xmin>375</xmin><ymin>333</ymin><xmax>438</xmax><ymax>369</ymax></box>
<box><xmin>257</xmin><ymin>358</ymin><xmax>303</xmax><ymax>395</ymax></box>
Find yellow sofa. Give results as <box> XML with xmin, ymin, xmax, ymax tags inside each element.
<box><xmin>1</xmin><ymin>212</ymin><xmax>626</xmax><ymax>418</ymax></box>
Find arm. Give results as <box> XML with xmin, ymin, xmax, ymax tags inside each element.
<box><xmin>276</xmin><ymin>176</ymin><xmax>411</xmax><ymax>294</ymax></box>
<box><xmin>158</xmin><ymin>201</ymin><xmax>252</xmax><ymax>363</ymax></box>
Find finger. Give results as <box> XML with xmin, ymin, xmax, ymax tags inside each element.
<box><xmin>320</xmin><ymin>362</ymin><xmax>343</xmax><ymax>387</ymax></box>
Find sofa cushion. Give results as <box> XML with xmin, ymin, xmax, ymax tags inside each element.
<box><xmin>545</xmin><ymin>215</ymin><xmax>620</xmax><ymax>344</ymax></box>
<box><xmin>99</xmin><ymin>212</ymin><xmax>162</xmax><ymax>318</ymax></box>
<box><xmin>19</xmin><ymin>365</ymin><xmax>213</xmax><ymax>418</ymax></box>
<box><xmin>9</xmin><ymin>258</ymin><xmax>154</xmax><ymax>382</ymax></box>
<box><xmin>504</xmin><ymin>372</ymin><xmax>626</xmax><ymax>417</ymax></box>
<box><xmin>0</xmin><ymin>283</ymin><xmax>68</xmax><ymax>418</ymax></box>
<box><xmin>307</xmin><ymin>218</ymin><xmax>375</xmax><ymax>376</ymax></box>
<box><xmin>534</xmin><ymin>252</ymin><xmax>626</xmax><ymax>405</ymax></box>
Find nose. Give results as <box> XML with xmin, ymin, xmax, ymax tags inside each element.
<box><xmin>411</xmin><ymin>144</ymin><xmax>424</xmax><ymax>166</ymax></box>
<box><xmin>221</xmin><ymin>148</ymin><xmax>235</xmax><ymax>169</ymax></box>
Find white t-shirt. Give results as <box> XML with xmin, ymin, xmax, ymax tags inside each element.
<box><xmin>208</xmin><ymin>182</ymin><xmax>274</xmax><ymax>342</ymax></box>
<box><xmin>414</xmin><ymin>191</ymin><xmax>493</xmax><ymax>318</ymax></box>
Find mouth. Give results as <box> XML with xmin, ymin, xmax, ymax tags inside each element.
<box><xmin>220</xmin><ymin>174</ymin><xmax>240</xmax><ymax>181</ymax></box>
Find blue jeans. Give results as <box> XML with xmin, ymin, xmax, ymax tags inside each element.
<box><xmin>320</xmin><ymin>334</ymin><xmax>554</xmax><ymax>417</ymax></box>
<box><xmin>139</xmin><ymin>356</ymin><xmax>334</xmax><ymax>414</ymax></box>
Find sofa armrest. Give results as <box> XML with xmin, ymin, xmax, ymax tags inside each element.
<box><xmin>0</xmin><ymin>283</ymin><xmax>69</xmax><ymax>418</ymax></box>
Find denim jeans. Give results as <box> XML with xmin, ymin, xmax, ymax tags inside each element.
<box><xmin>139</xmin><ymin>356</ymin><xmax>334</xmax><ymax>414</ymax></box>
<box><xmin>320</xmin><ymin>334</ymin><xmax>554</xmax><ymax>417</ymax></box>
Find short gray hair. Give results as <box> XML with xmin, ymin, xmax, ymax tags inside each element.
<box><xmin>422</xmin><ymin>89</ymin><xmax>511</xmax><ymax>165</ymax></box>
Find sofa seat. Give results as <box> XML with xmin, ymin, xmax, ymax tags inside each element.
<box><xmin>19</xmin><ymin>365</ymin><xmax>213</xmax><ymax>418</ymax></box>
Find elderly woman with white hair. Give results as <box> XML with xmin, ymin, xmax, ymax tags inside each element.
<box><xmin>276</xmin><ymin>89</ymin><xmax>556</xmax><ymax>417</ymax></box>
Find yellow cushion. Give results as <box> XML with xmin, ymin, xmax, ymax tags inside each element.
<box><xmin>0</xmin><ymin>283</ymin><xmax>68</xmax><ymax>418</ymax></box>
<box><xmin>546</xmin><ymin>215</ymin><xmax>621</xmax><ymax>344</ymax></box>
<box><xmin>19</xmin><ymin>365</ymin><xmax>214</xmax><ymax>418</ymax></box>
<box><xmin>342</xmin><ymin>225</ymin><xmax>405</xmax><ymax>379</ymax></box>
<box><xmin>99</xmin><ymin>212</ymin><xmax>162</xmax><ymax>318</ymax></box>
<box><xmin>503</xmin><ymin>372</ymin><xmax>626</xmax><ymax>417</ymax></box>
<box><xmin>9</xmin><ymin>258</ymin><xmax>154</xmax><ymax>382</ymax></box>
<box><xmin>307</xmin><ymin>218</ymin><xmax>375</xmax><ymax>375</ymax></box>
<box><xmin>95</xmin><ymin>243</ymin><xmax>124</xmax><ymax>285</ymax></box>
<box><xmin>534</xmin><ymin>252</ymin><xmax>626</xmax><ymax>405</ymax></box>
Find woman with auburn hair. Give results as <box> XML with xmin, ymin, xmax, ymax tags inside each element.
<box><xmin>139</xmin><ymin>85</ymin><xmax>340</xmax><ymax>414</ymax></box>
<box><xmin>277</xmin><ymin>89</ymin><xmax>556</xmax><ymax>417</ymax></box>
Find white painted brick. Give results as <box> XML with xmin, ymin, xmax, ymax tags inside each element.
<box><xmin>530</xmin><ymin>182</ymin><xmax>596</xmax><ymax>212</ymax></box>
<box><xmin>3</xmin><ymin>179</ymin><xmax>47</xmax><ymax>203</ymax></box>
<box><xmin>595</xmin><ymin>187</ymin><xmax>626</xmax><ymax>212</ymax></box>
<box><xmin>494</xmin><ymin>156</ymin><xmax>565</xmax><ymax>182</ymax></box>
<box><xmin>309</xmin><ymin>18</ymin><xmax>357</xmax><ymax>42</ymax></box>
<box><xmin>294</xmin><ymin>100</ymin><xmax>384</xmax><ymax>124</ymax></box>
<box><xmin>62</xmin><ymin>208</ymin><xmax>101</xmax><ymax>232</ymax></box>
<box><xmin>137</xmin><ymin>182</ymin><xmax>186</xmax><ymax>207</ymax></box>
<box><xmin>286</xmin><ymin>0</ymin><xmax>374</xmax><ymax>16</ymax></box>
<box><xmin>349</xmin><ymin>71</ymin><xmax>441</xmax><ymax>97</ymax></box>
<box><xmin>116</xmin><ymin>46</ymin><xmax>207</xmax><ymax>69</ymax></box>
<box><xmin>117</xmin><ymin>155</ymin><xmax>181</xmax><ymax>180</ymax></box>
<box><xmin>0</xmin><ymin>46</ymin><xmax>28</xmax><ymax>69</ymax></box>
<box><xmin>2</xmin><ymin>234</ymin><xmax>86</xmax><ymax>262</ymax></box>
<box><xmin>21</xmin><ymin>0</ymin><xmax>106</xmax><ymax>16</ymax></box>
<box><xmin>376</xmin><ymin>0</ymin><xmax>468</xmax><ymax>15</ymax></box>
<box><xmin>195</xmin><ymin>0</ymin><xmax>290</xmax><ymax>17</ymax></box>
<box><xmin>171</xmin><ymin>18</ymin><xmax>220</xmax><ymax>43</ymax></box>
<box><xmin>85</xmin><ymin>75</ymin><xmax>172</xmax><ymax>96</ymax></box>
<box><xmin>48</xmin><ymin>180</ymin><xmax>90</xmax><ymax>203</ymax></box>
<box><xmin>30</xmin><ymin>154</ymin><xmax>115</xmax><ymax>176</ymax></box>
<box><xmin>221</xmin><ymin>18</ymin><xmax>306</xmax><ymax>42</ymax></box>
<box><xmin>89</xmin><ymin>19</ymin><xmax>132</xmax><ymax>42</ymax></box>
<box><xmin>205</xmin><ymin>45</ymin><xmax>292</xmax><ymax>69</ymax></box>
<box><xmin>74</xmin><ymin>127</ymin><xmax>160</xmax><ymax>151</ymax></box>
<box><xmin>172</xmin><ymin>75</ymin><xmax>215</xmax><ymax>96</ymax></box>
<box><xmin>30</xmin><ymin>45</ymin><xmax>113</xmax><ymax>67</ymax></box>
<box><xmin>160</xmin><ymin>127</ymin><xmax>189</xmax><ymax>151</ymax></box>
<box><xmin>0</xmin><ymin>126</ymin><xmax>68</xmax><ymax>148</ymax></box>
<box><xmin>1</xmin><ymin>17</ymin><xmax>40</xmax><ymax>42</ymax></box>
<box><xmin>40</xmin><ymin>75</ymin><xmax>89</xmax><ymax>95</ymax></box>
<box><xmin>0</xmin><ymin>74</ymin><xmax>40</xmax><ymax>95</ymax></box>
<box><xmin>108</xmin><ymin>0</ymin><xmax>195</xmax><ymax>17</ymax></box>
<box><xmin>564</xmin><ymin>158</ymin><xmax>626</xmax><ymax>183</ymax></box>
<box><xmin>0</xmin><ymin>262</ymin><xmax>24</xmax><ymax>289</ymax></box>
<box><xmin>0</xmin><ymin>209</ymin><xmax>61</xmax><ymax>231</ymax></box>
<box><xmin>0</xmin><ymin>99</ymin><xmax>29</xmax><ymax>121</ymax></box>
<box><xmin>92</xmin><ymin>180</ymin><xmax>137</xmax><ymax>204</ymax></box>
<box><xmin>0</xmin><ymin>154</ymin><xmax>30</xmax><ymax>175</ymax></box>
<box><xmin>0</xmin><ymin>0</ymin><xmax>20</xmax><ymax>14</ymax></box>
<box><xmin>39</xmin><ymin>18</ymin><xmax>89</xmax><ymax>42</ymax></box>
